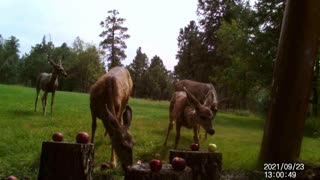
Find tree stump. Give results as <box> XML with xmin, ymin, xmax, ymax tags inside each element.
<box><xmin>38</xmin><ymin>141</ymin><xmax>94</xmax><ymax>180</ymax></box>
<box><xmin>125</xmin><ymin>163</ymin><xmax>192</xmax><ymax>180</ymax></box>
<box><xmin>169</xmin><ymin>150</ymin><xmax>222</xmax><ymax>180</ymax></box>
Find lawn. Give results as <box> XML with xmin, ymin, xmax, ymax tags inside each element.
<box><xmin>0</xmin><ymin>84</ymin><xmax>319</xmax><ymax>179</ymax></box>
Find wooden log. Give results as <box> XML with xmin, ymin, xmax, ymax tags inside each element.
<box><xmin>125</xmin><ymin>163</ymin><xmax>192</xmax><ymax>180</ymax></box>
<box><xmin>38</xmin><ymin>141</ymin><xmax>94</xmax><ymax>180</ymax></box>
<box><xmin>169</xmin><ymin>150</ymin><xmax>222</xmax><ymax>180</ymax></box>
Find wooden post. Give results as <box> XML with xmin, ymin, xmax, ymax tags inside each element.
<box><xmin>125</xmin><ymin>163</ymin><xmax>192</xmax><ymax>180</ymax></box>
<box><xmin>169</xmin><ymin>150</ymin><xmax>222</xmax><ymax>180</ymax></box>
<box><xmin>259</xmin><ymin>0</ymin><xmax>320</xmax><ymax>165</ymax></box>
<box><xmin>38</xmin><ymin>141</ymin><xmax>94</xmax><ymax>180</ymax></box>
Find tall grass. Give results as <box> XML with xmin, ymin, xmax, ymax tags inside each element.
<box><xmin>0</xmin><ymin>84</ymin><xmax>319</xmax><ymax>179</ymax></box>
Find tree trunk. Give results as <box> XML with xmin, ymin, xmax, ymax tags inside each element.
<box><xmin>38</xmin><ymin>141</ymin><xmax>94</xmax><ymax>180</ymax></box>
<box><xmin>169</xmin><ymin>150</ymin><xmax>222</xmax><ymax>180</ymax></box>
<box><xmin>259</xmin><ymin>0</ymin><xmax>320</xmax><ymax>165</ymax></box>
<box><xmin>125</xmin><ymin>163</ymin><xmax>192</xmax><ymax>180</ymax></box>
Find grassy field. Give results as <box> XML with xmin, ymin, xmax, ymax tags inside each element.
<box><xmin>0</xmin><ymin>84</ymin><xmax>319</xmax><ymax>179</ymax></box>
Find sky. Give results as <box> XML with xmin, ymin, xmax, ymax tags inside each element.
<box><xmin>0</xmin><ymin>0</ymin><xmax>201</xmax><ymax>71</ymax></box>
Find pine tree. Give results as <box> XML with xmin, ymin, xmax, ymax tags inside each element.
<box><xmin>99</xmin><ymin>9</ymin><xmax>130</xmax><ymax>69</ymax></box>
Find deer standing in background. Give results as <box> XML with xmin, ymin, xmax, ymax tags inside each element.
<box><xmin>90</xmin><ymin>66</ymin><xmax>134</xmax><ymax>170</ymax></box>
<box><xmin>174</xmin><ymin>79</ymin><xmax>218</xmax><ymax>139</ymax></box>
<box><xmin>34</xmin><ymin>56</ymin><xmax>67</xmax><ymax>115</ymax></box>
<box><xmin>163</xmin><ymin>86</ymin><xmax>218</xmax><ymax>149</ymax></box>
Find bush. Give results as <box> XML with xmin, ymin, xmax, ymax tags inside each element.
<box><xmin>304</xmin><ymin>116</ymin><xmax>320</xmax><ymax>137</ymax></box>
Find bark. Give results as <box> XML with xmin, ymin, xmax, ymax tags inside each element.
<box><xmin>259</xmin><ymin>0</ymin><xmax>320</xmax><ymax>164</ymax></box>
<box><xmin>125</xmin><ymin>163</ymin><xmax>192</xmax><ymax>180</ymax></box>
<box><xmin>169</xmin><ymin>150</ymin><xmax>222</xmax><ymax>180</ymax></box>
<box><xmin>38</xmin><ymin>141</ymin><xmax>94</xmax><ymax>180</ymax></box>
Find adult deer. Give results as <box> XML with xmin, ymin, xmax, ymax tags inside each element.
<box><xmin>163</xmin><ymin>86</ymin><xmax>218</xmax><ymax>149</ymax></box>
<box><xmin>34</xmin><ymin>56</ymin><xmax>67</xmax><ymax>115</ymax></box>
<box><xmin>174</xmin><ymin>79</ymin><xmax>218</xmax><ymax>139</ymax></box>
<box><xmin>90</xmin><ymin>66</ymin><xmax>134</xmax><ymax>170</ymax></box>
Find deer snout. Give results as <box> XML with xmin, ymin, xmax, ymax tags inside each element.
<box><xmin>207</xmin><ymin>128</ymin><xmax>215</xmax><ymax>135</ymax></box>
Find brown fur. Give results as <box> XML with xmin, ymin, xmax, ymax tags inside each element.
<box><xmin>164</xmin><ymin>81</ymin><xmax>218</xmax><ymax>149</ymax></box>
<box><xmin>34</xmin><ymin>57</ymin><xmax>67</xmax><ymax>115</ymax></box>
<box><xmin>90</xmin><ymin>66</ymin><xmax>134</xmax><ymax>169</ymax></box>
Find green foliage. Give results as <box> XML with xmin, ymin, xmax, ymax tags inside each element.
<box><xmin>127</xmin><ymin>47</ymin><xmax>149</xmax><ymax>97</ymax></box>
<box><xmin>173</xmin><ymin>0</ymin><xmax>287</xmax><ymax>112</ymax></box>
<box><xmin>18</xmin><ymin>36</ymin><xmax>106</xmax><ymax>92</ymax></box>
<box><xmin>99</xmin><ymin>9</ymin><xmax>130</xmax><ymax>69</ymax></box>
<box><xmin>175</xmin><ymin>20</ymin><xmax>203</xmax><ymax>80</ymax></box>
<box><xmin>19</xmin><ymin>36</ymin><xmax>54</xmax><ymax>86</ymax></box>
<box><xmin>140</xmin><ymin>56</ymin><xmax>173</xmax><ymax>100</ymax></box>
<box><xmin>0</xmin><ymin>85</ymin><xmax>319</xmax><ymax>179</ymax></box>
<box><xmin>0</xmin><ymin>36</ymin><xmax>21</xmax><ymax>84</ymax></box>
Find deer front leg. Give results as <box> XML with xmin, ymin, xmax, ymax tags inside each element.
<box><xmin>110</xmin><ymin>146</ymin><xmax>117</xmax><ymax>168</ymax></box>
<box><xmin>42</xmin><ymin>91</ymin><xmax>48</xmax><ymax>115</ymax></box>
<box><xmin>35</xmin><ymin>88</ymin><xmax>40</xmax><ymax>112</ymax></box>
<box><xmin>174</xmin><ymin>124</ymin><xmax>181</xmax><ymax>149</ymax></box>
<box><xmin>91</xmin><ymin>112</ymin><xmax>97</xmax><ymax>143</ymax></box>
<box><xmin>193</xmin><ymin>125</ymin><xmax>200</xmax><ymax>144</ymax></box>
<box><xmin>51</xmin><ymin>92</ymin><xmax>55</xmax><ymax>114</ymax></box>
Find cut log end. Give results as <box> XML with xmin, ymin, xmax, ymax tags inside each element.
<box><xmin>170</xmin><ymin>149</ymin><xmax>222</xmax><ymax>180</ymax></box>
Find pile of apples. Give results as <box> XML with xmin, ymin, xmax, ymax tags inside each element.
<box><xmin>52</xmin><ymin>132</ymin><xmax>90</xmax><ymax>144</ymax></box>
<box><xmin>190</xmin><ymin>143</ymin><xmax>217</xmax><ymax>152</ymax></box>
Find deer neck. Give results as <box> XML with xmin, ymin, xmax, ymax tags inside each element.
<box><xmin>48</xmin><ymin>71</ymin><xmax>59</xmax><ymax>88</ymax></box>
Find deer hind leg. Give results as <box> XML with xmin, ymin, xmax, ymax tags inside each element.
<box><xmin>42</xmin><ymin>91</ymin><xmax>48</xmax><ymax>115</ymax></box>
<box><xmin>50</xmin><ymin>92</ymin><xmax>55</xmax><ymax>114</ymax></box>
<box><xmin>90</xmin><ymin>111</ymin><xmax>97</xmax><ymax>143</ymax></box>
<box><xmin>174</xmin><ymin>124</ymin><xmax>181</xmax><ymax>149</ymax></box>
<box><xmin>163</xmin><ymin>119</ymin><xmax>174</xmax><ymax>146</ymax></box>
<box><xmin>35</xmin><ymin>88</ymin><xmax>40</xmax><ymax>112</ymax></box>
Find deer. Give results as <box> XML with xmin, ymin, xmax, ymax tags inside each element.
<box><xmin>34</xmin><ymin>56</ymin><xmax>68</xmax><ymax>115</ymax></box>
<box><xmin>90</xmin><ymin>66</ymin><xmax>134</xmax><ymax>170</ymax></box>
<box><xmin>163</xmin><ymin>86</ymin><xmax>218</xmax><ymax>149</ymax></box>
<box><xmin>174</xmin><ymin>79</ymin><xmax>218</xmax><ymax>139</ymax></box>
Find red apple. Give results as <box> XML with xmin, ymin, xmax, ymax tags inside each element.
<box><xmin>7</xmin><ymin>176</ymin><xmax>17</xmax><ymax>180</ymax></box>
<box><xmin>101</xmin><ymin>162</ymin><xmax>111</xmax><ymax>170</ymax></box>
<box><xmin>190</xmin><ymin>143</ymin><xmax>200</xmax><ymax>151</ymax></box>
<box><xmin>149</xmin><ymin>159</ymin><xmax>162</xmax><ymax>172</ymax></box>
<box><xmin>171</xmin><ymin>157</ymin><xmax>186</xmax><ymax>171</ymax></box>
<box><xmin>76</xmin><ymin>132</ymin><xmax>90</xmax><ymax>144</ymax></box>
<box><xmin>52</xmin><ymin>132</ymin><xmax>63</xmax><ymax>142</ymax></box>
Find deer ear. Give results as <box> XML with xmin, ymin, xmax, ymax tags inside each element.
<box><xmin>184</xmin><ymin>87</ymin><xmax>201</xmax><ymax>108</ymax></box>
<box><xmin>203</xmin><ymin>91</ymin><xmax>214</xmax><ymax>107</ymax></box>
<box><xmin>123</xmin><ymin>105</ymin><xmax>132</xmax><ymax>129</ymax></box>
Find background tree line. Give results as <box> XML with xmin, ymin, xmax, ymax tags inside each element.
<box><xmin>0</xmin><ymin>1</ymin><xmax>319</xmax><ymax>114</ymax></box>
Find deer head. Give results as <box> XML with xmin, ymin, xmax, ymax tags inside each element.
<box><xmin>105</xmin><ymin>105</ymin><xmax>134</xmax><ymax>170</ymax></box>
<box><xmin>48</xmin><ymin>55</ymin><xmax>68</xmax><ymax>78</ymax></box>
<box><xmin>184</xmin><ymin>87</ymin><xmax>215</xmax><ymax>135</ymax></box>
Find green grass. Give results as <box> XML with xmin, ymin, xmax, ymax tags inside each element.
<box><xmin>0</xmin><ymin>84</ymin><xmax>319</xmax><ymax>179</ymax></box>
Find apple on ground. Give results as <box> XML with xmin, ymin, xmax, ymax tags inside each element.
<box><xmin>101</xmin><ymin>162</ymin><xmax>111</xmax><ymax>170</ymax></box>
<box><xmin>7</xmin><ymin>176</ymin><xmax>17</xmax><ymax>180</ymax></box>
<box><xmin>208</xmin><ymin>143</ymin><xmax>217</xmax><ymax>152</ymax></box>
<box><xmin>190</xmin><ymin>143</ymin><xmax>200</xmax><ymax>151</ymax></box>
<box><xmin>149</xmin><ymin>159</ymin><xmax>162</xmax><ymax>172</ymax></box>
<box><xmin>52</xmin><ymin>132</ymin><xmax>63</xmax><ymax>142</ymax></box>
<box><xmin>76</xmin><ymin>132</ymin><xmax>90</xmax><ymax>144</ymax></box>
<box><xmin>171</xmin><ymin>157</ymin><xmax>186</xmax><ymax>171</ymax></box>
